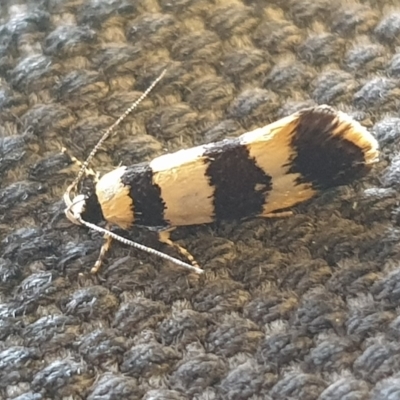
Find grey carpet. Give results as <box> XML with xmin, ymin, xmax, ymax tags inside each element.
<box><xmin>1</xmin><ymin>0</ymin><xmax>400</xmax><ymax>399</ymax></box>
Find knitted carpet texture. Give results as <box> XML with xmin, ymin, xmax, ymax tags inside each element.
<box><xmin>1</xmin><ymin>0</ymin><xmax>400</xmax><ymax>399</ymax></box>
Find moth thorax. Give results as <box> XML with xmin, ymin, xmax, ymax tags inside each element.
<box><xmin>95</xmin><ymin>167</ymin><xmax>134</xmax><ymax>229</ymax></box>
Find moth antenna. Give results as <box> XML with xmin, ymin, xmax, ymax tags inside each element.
<box><xmin>78</xmin><ymin>217</ymin><xmax>204</xmax><ymax>274</ymax></box>
<box><xmin>66</xmin><ymin>69</ymin><xmax>167</xmax><ymax>197</ymax></box>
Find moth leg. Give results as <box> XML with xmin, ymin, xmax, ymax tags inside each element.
<box><xmin>61</xmin><ymin>147</ymin><xmax>98</xmax><ymax>180</ymax></box>
<box><xmin>91</xmin><ymin>232</ymin><xmax>113</xmax><ymax>274</ymax></box>
<box><xmin>263</xmin><ymin>211</ymin><xmax>293</xmax><ymax>218</ymax></box>
<box><xmin>158</xmin><ymin>228</ymin><xmax>203</xmax><ymax>272</ymax></box>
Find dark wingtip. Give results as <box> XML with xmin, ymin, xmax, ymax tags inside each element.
<box><xmin>288</xmin><ymin>106</ymin><xmax>379</xmax><ymax>190</ymax></box>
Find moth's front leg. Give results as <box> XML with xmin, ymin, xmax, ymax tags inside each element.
<box><xmin>91</xmin><ymin>230</ymin><xmax>113</xmax><ymax>274</ymax></box>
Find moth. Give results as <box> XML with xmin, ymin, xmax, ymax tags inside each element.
<box><xmin>64</xmin><ymin>70</ymin><xmax>380</xmax><ymax>274</ymax></box>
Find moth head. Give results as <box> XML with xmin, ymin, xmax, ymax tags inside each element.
<box><xmin>64</xmin><ymin>177</ymin><xmax>105</xmax><ymax>226</ymax></box>
<box><xmin>64</xmin><ymin>191</ymin><xmax>87</xmax><ymax>226</ymax></box>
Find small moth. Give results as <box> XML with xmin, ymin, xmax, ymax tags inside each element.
<box><xmin>64</xmin><ymin>70</ymin><xmax>380</xmax><ymax>274</ymax></box>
